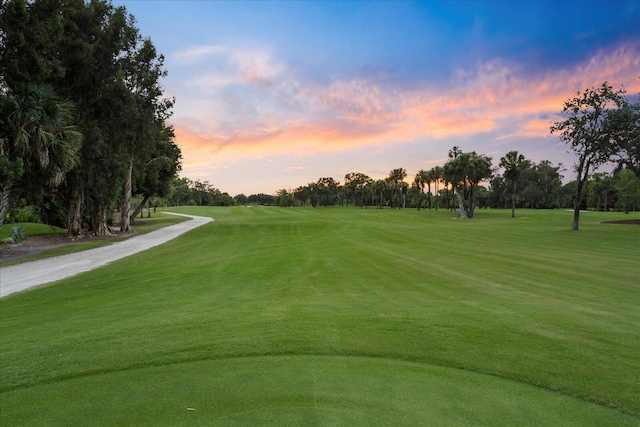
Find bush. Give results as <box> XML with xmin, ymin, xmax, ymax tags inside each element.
<box><xmin>11</xmin><ymin>225</ymin><xmax>26</xmax><ymax>243</ymax></box>
<box><xmin>6</xmin><ymin>207</ymin><xmax>39</xmax><ymax>224</ymax></box>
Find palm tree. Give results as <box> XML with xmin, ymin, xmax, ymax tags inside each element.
<box><xmin>388</xmin><ymin>168</ymin><xmax>407</xmax><ymax>209</ymax></box>
<box><xmin>413</xmin><ymin>171</ymin><xmax>426</xmax><ymax>210</ymax></box>
<box><xmin>9</xmin><ymin>84</ymin><xmax>83</xmax><ymax>186</ymax></box>
<box><xmin>420</xmin><ymin>169</ymin><xmax>433</xmax><ymax>210</ymax></box>
<box><xmin>0</xmin><ymin>84</ymin><xmax>83</xmax><ymax>230</ymax></box>
<box><xmin>430</xmin><ymin>166</ymin><xmax>444</xmax><ymax>211</ymax></box>
<box><xmin>499</xmin><ymin>151</ymin><xmax>530</xmax><ymax>218</ymax></box>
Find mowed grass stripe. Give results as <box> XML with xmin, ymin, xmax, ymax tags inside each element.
<box><xmin>1</xmin><ymin>207</ymin><xmax>639</xmax><ymax>423</ymax></box>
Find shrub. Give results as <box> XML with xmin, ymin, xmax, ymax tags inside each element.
<box><xmin>11</xmin><ymin>225</ymin><xmax>26</xmax><ymax>243</ymax></box>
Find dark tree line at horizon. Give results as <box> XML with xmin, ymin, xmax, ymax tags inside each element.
<box><xmin>150</xmin><ymin>145</ymin><xmax>638</xmax><ymax>218</ymax></box>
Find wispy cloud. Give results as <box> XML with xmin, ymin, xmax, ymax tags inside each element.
<box><xmin>172</xmin><ymin>45</ymin><xmax>228</xmax><ymax>65</ymax></box>
<box><xmin>173</xmin><ymin>41</ymin><xmax>640</xmax><ymax>170</ymax></box>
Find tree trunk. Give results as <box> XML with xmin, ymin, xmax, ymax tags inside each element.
<box><xmin>130</xmin><ymin>194</ymin><xmax>149</xmax><ymax>221</ymax></box>
<box><xmin>456</xmin><ymin>192</ymin><xmax>468</xmax><ymax>219</ymax></box>
<box><xmin>572</xmin><ymin>158</ymin><xmax>590</xmax><ymax>231</ymax></box>
<box><xmin>511</xmin><ymin>181</ymin><xmax>517</xmax><ymax>218</ymax></box>
<box><xmin>120</xmin><ymin>158</ymin><xmax>133</xmax><ymax>232</ymax></box>
<box><xmin>572</xmin><ymin>179</ymin><xmax>585</xmax><ymax>231</ymax></box>
<box><xmin>91</xmin><ymin>205</ymin><xmax>113</xmax><ymax>236</ymax></box>
<box><xmin>572</xmin><ymin>205</ymin><xmax>580</xmax><ymax>230</ymax></box>
<box><xmin>0</xmin><ymin>183</ymin><xmax>10</xmax><ymax>231</ymax></box>
<box><xmin>67</xmin><ymin>186</ymin><xmax>83</xmax><ymax>236</ymax></box>
<box><xmin>467</xmin><ymin>184</ymin><xmax>478</xmax><ymax>218</ymax></box>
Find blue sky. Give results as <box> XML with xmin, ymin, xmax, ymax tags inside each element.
<box><xmin>112</xmin><ymin>0</ymin><xmax>640</xmax><ymax>195</ymax></box>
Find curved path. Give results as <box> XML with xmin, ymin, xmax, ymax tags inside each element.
<box><xmin>0</xmin><ymin>212</ymin><xmax>213</xmax><ymax>298</ymax></box>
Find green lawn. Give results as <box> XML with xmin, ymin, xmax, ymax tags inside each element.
<box><xmin>0</xmin><ymin>222</ymin><xmax>66</xmax><ymax>240</ymax></box>
<box><xmin>1</xmin><ymin>207</ymin><xmax>639</xmax><ymax>425</ymax></box>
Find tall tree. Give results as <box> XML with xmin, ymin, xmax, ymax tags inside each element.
<box><xmin>429</xmin><ymin>166</ymin><xmax>444</xmax><ymax>211</ymax></box>
<box><xmin>372</xmin><ymin>179</ymin><xmax>391</xmax><ymax>209</ymax></box>
<box><xmin>499</xmin><ymin>150</ymin><xmax>530</xmax><ymax>218</ymax></box>
<box><xmin>444</xmin><ymin>148</ymin><xmax>493</xmax><ymax>219</ymax></box>
<box><xmin>387</xmin><ymin>168</ymin><xmax>407</xmax><ymax>209</ymax></box>
<box><xmin>551</xmin><ymin>82</ymin><xmax>628</xmax><ymax>230</ymax></box>
<box><xmin>119</xmin><ymin>37</ymin><xmax>173</xmax><ymax>232</ymax></box>
<box><xmin>61</xmin><ymin>0</ymin><xmax>139</xmax><ymax>236</ymax></box>
<box><xmin>344</xmin><ymin>172</ymin><xmax>372</xmax><ymax>208</ymax></box>
<box><xmin>413</xmin><ymin>171</ymin><xmax>426</xmax><ymax>210</ymax></box>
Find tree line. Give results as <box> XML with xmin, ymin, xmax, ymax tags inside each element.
<box><xmin>158</xmin><ymin>144</ymin><xmax>637</xmax><ymax>224</ymax></box>
<box><xmin>1</xmin><ymin>0</ymin><xmax>181</xmax><ymax>236</ymax></box>
<box><xmin>271</xmin><ymin>149</ymin><xmax>637</xmax><ymax>214</ymax></box>
<box><xmin>160</xmin><ymin>82</ymin><xmax>638</xmax><ymax>232</ymax></box>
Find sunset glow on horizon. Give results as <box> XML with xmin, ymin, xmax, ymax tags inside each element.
<box><xmin>113</xmin><ymin>1</ymin><xmax>640</xmax><ymax>196</ymax></box>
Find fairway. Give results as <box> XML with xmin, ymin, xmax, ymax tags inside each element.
<box><xmin>1</xmin><ymin>207</ymin><xmax>639</xmax><ymax>425</ymax></box>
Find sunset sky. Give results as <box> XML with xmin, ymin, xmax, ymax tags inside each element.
<box><xmin>111</xmin><ymin>0</ymin><xmax>640</xmax><ymax>196</ymax></box>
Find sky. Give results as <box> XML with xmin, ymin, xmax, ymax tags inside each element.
<box><xmin>111</xmin><ymin>0</ymin><xmax>640</xmax><ymax>196</ymax></box>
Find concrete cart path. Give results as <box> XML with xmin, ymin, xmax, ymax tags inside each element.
<box><xmin>0</xmin><ymin>212</ymin><xmax>213</xmax><ymax>298</ymax></box>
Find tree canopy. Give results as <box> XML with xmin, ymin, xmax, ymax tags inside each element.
<box><xmin>0</xmin><ymin>0</ymin><xmax>181</xmax><ymax>236</ymax></box>
<box><xmin>551</xmin><ymin>82</ymin><xmax>628</xmax><ymax>230</ymax></box>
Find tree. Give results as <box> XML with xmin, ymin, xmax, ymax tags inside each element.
<box><xmin>315</xmin><ymin>177</ymin><xmax>339</xmax><ymax>207</ymax></box>
<box><xmin>615</xmin><ymin>169</ymin><xmax>640</xmax><ymax>213</ymax></box>
<box><xmin>1</xmin><ymin>0</ymin><xmax>177</xmax><ymax>236</ymax></box>
<box><xmin>0</xmin><ymin>84</ymin><xmax>82</xmax><ymax>231</ymax></box>
<box><xmin>0</xmin><ymin>0</ymin><xmax>65</xmax><ymax>92</ymax></box>
<box><xmin>443</xmin><ymin>148</ymin><xmax>493</xmax><ymax>218</ymax></box>
<box><xmin>129</xmin><ymin>125</ymin><xmax>182</xmax><ymax>219</ymax></box>
<box><xmin>587</xmin><ymin>172</ymin><xmax>614</xmax><ymax>211</ymax></box>
<box><xmin>234</xmin><ymin>194</ymin><xmax>249</xmax><ymax>205</ymax></box>
<box><xmin>521</xmin><ymin>184</ymin><xmax>545</xmax><ymax>209</ymax></box>
<box><xmin>119</xmin><ymin>36</ymin><xmax>173</xmax><ymax>232</ymax></box>
<box><xmin>413</xmin><ymin>171</ymin><xmax>426</xmax><ymax>210</ymax></box>
<box><xmin>387</xmin><ymin>168</ymin><xmax>407</xmax><ymax>208</ymax></box>
<box><xmin>610</xmin><ymin>98</ymin><xmax>640</xmax><ymax>176</ymax></box>
<box><xmin>534</xmin><ymin>160</ymin><xmax>565</xmax><ymax>208</ymax></box>
<box><xmin>429</xmin><ymin>166</ymin><xmax>444</xmax><ymax>211</ymax></box>
<box><xmin>551</xmin><ymin>82</ymin><xmax>628</xmax><ymax>230</ymax></box>
<box><xmin>372</xmin><ymin>179</ymin><xmax>392</xmax><ymax>209</ymax></box>
<box><xmin>499</xmin><ymin>151</ymin><xmax>530</xmax><ymax>218</ymax></box>
<box><xmin>344</xmin><ymin>172</ymin><xmax>372</xmax><ymax>208</ymax></box>
<box><xmin>277</xmin><ymin>188</ymin><xmax>295</xmax><ymax>207</ymax></box>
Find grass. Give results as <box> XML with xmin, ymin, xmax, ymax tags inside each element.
<box><xmin>0</xmin><ymin>222</ymin><xmax>66</xmax><ymax>240</ymax></box>
<box><xmin>1</xmin><ymin>207</ymin><xmax>639</xmax><ymax>425</ymax></box>
<box><xmin>0</xmin><ymin>212</ymin><xmax>189</xmax><ymax>266</ymax></box>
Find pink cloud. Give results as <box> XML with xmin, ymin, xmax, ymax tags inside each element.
<box><xmin>173</xmin><ymin>41</ymin><xmax>640</xmax><ymax>171</ymax></box>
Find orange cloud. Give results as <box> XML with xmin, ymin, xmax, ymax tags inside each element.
<box><xmin>173</xmin><ymin>41</ymin><xmax>640</xmax><ymax>171</ymax></box>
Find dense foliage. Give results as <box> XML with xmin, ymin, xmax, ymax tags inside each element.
<box><xmin>0</xmin><ymin>0</ymin><xmax>181</xmax><ymax>235</ymax></box>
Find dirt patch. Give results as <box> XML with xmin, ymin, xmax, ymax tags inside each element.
<box><xmin>0</xmin><ymin>231</ymin><xmax>133</xmax><ymax>263</ymax></box>
<box><xmin>601</xmin><ymin>219</ymin><xmax>640</xmax><ymax>225</ymax></box>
